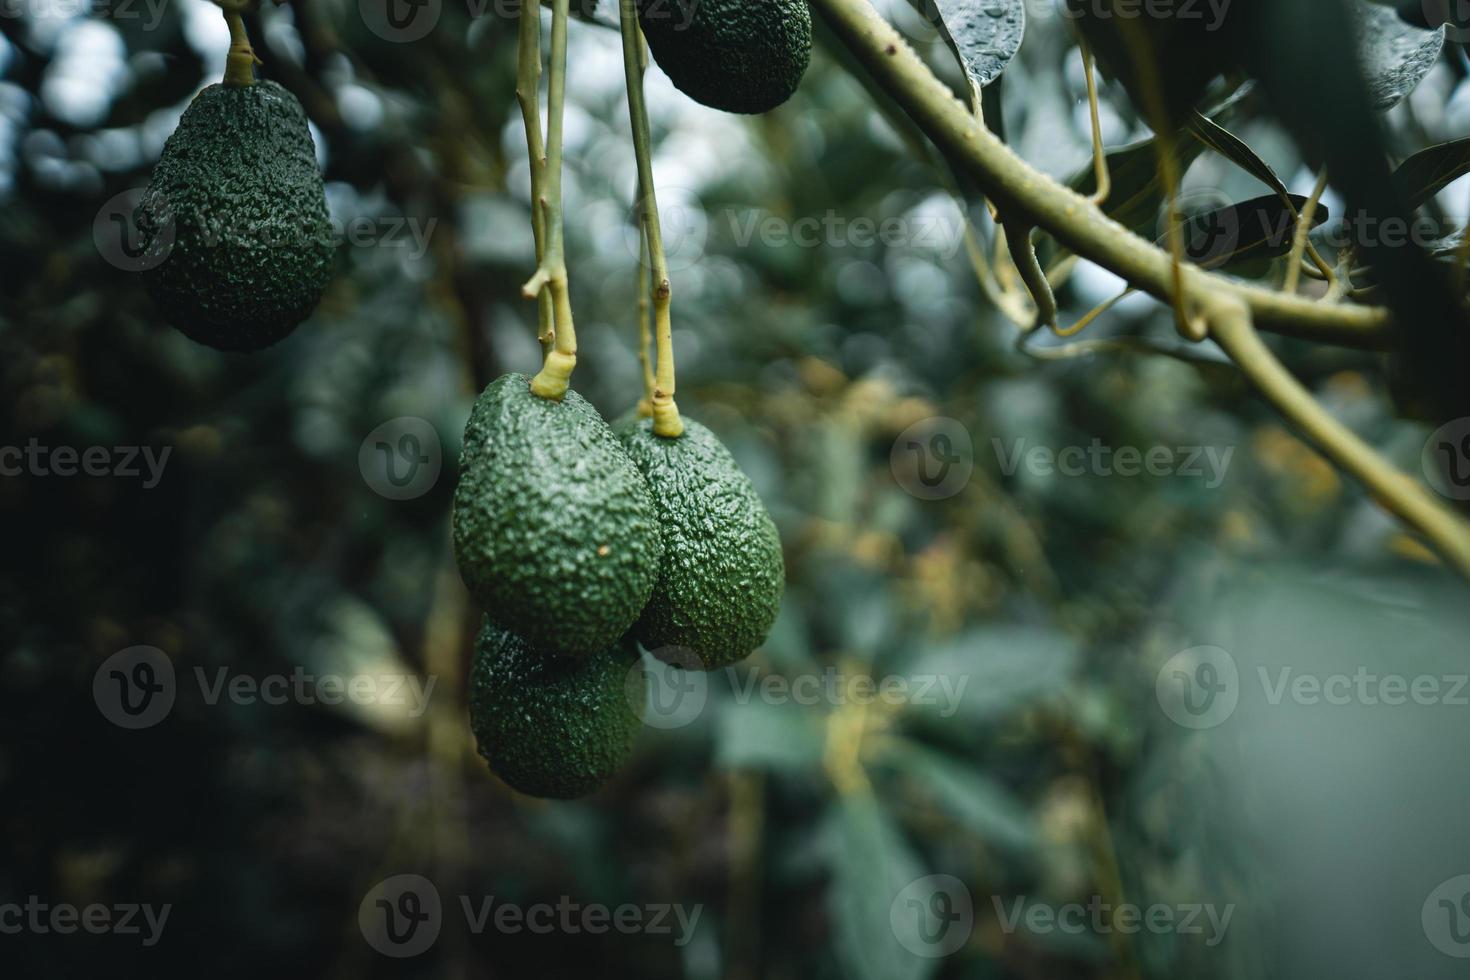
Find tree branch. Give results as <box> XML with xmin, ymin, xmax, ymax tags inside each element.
<box><xmin>811</xmin><ymin>0</ymin><xmax>1396</xmax><ymax>351</ymax></box>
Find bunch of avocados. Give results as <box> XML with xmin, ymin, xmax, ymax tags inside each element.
<box><xmin>453</xmin><ymin>376</ymin><xmax>785</xmax><ymax>799</ymax></box>
<box><xmin>134</xmin><ymin>39</ymin><xmax>334</xmax><ymax>352</ymax></box>
<box><xmin>636</xmin><ymin>0</ymin><xmax>812</xmax><ymax>115</ymax></box>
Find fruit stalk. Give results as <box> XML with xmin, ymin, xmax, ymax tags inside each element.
<box><xmin>516</xmin><ymin>0</ymin><xmax>556</xmax><ymax>356</ymax></box>
<box><xmin>619</xmin><ymin>0</ymin><xmax>683</xmax><ymax>438</ymax></box>
<box><xmin>219</xmin><ymin>2</ymin><xmax>260</xmax><ymax>88</ymax></box>
<box><xmin>527</xmin><ymin>0</ymin><xmax>579</xmax><ymax>400</ymax></box>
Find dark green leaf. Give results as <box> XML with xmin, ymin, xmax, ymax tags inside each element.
<box><xmin>715</xmin><ymin>697</ymin><xmax>826</xmax><ymax>773</ymax></box>
<box><xmin>1392</xmin><ymin>137</ymin><xmax>1470</xmax><ymax>213</ymax></box>
<box><xmin>1187</xmin><ymin>112</ymin><xmax>1292</xmax><ymax>200</ymax></box>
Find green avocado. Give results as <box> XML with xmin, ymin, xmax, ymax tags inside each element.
<box><xmin>468</xmin><ymin>618</ymin><xmax>645</xmax><ymax>799</ymax></box>
<box><xmin>637</xmin><ymin>0</ymin><xmax>812</xmax><ymax>115</ymax></box>
<box><xmin>452</xmin><ymin>374</ymin><xmax>663</xmax><ymax>659</ymax></box>
<box><xmin>616</xmin><ymin>416</ymin><xmax>784</xmax><ymax>670</ymax></box>
<box><xmin>135</xmin><ymin>81</ymin><xmax>335</xmax><ymax>352</ymax></box>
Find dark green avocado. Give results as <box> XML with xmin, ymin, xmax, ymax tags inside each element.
<box><xmin>637</xmin><ymin>0</ymin><xmax>812</xmax><ymax>115</ymax></box>
<box><xmin>452</xmin><ymin>374</ymin><xmax>663</xmax><ymax>659</ymax></box>
<box><xmin>468</xmin><ymin>618</ymin><xmax>645</xmax><ymax>800</ymax></box>
<box><xmin>135</xmin><ymin>81</ymin><xmax>335</xmax><ymax>352</ymax></box>
<box><xmin>616</xmin><ymin>416</ymin><xmax>784</xmax><ymax>670</ymax></box>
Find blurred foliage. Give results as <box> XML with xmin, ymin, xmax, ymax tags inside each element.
<box><xmin>2</xmin><ymin>0</ymin><xmax>1469</xmax><ymax>977</ymax></box>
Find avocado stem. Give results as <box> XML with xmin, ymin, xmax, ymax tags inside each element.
<box><xmin>528</xmin><ymin>0</ymin><xmax>579</xmax><ymax>401</ymax></box>
<box><xmin>515</xmin><ymin>0</ymin><xmax>556</xmax><ymax>356</ymax></box>
<box><xmin>221</xmin><ymin>7</ymin><xmax>259</xmax><ymax>88</ymax></box>
<box><xmin>619</xmin><ymin>0</ymin><xmax>683</xmax><ymax>437</ymax></box>
<box><xmin>635</xmin><ymin>182</ymin><xmax>656</xmax><ymax>419</ymax></box>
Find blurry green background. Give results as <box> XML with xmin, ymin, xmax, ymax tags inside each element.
<box><xmin>3</xmin><ymin>0</ymin><xmax>1470</xmax><ymax>977</ymax></box>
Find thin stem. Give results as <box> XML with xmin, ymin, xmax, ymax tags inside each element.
<box><xmin>516</xmin><ymin>0</ymin><xmax>555</xmax><ymax>355</ymax></box>
<box><xmin>1206</xmin><ymin>297</ymin><xmax>1470</xmax><ymax>580</ymax></box>
<box><xmin>1002</xmin><ymin>219</ymin><xmax>1057</xmax><ymax>331</ymax></box>
<box><xmin>810</xmin><ymin>0</ymin><xmax>1395</xmax><ymax>351</ymax></box>
<box><xmin>620</xmin><ymin>0</ymin><xmax>682</xmax><ymax>437</ymax></box>
<box><xmin>528</xmin><ymin>0</ymin><xmax>577</xmax><ymax>400</ymax></box>
<box><xmin>636</xmin><ymin>175</ymin><xmax>656</xmax><ymax>417</ymax></box>
<box><xmin>1284</xmin><ymin>169</ymin><xmax>1330</xmax><ymax>296</ymax></box>
<box><xmin>1081</xmin><ymin>42</ymin><xmax>1110</xmax><ymax>206</ymax></box>
<box><xmin>1056</xmin><ymin>288</ymin><xmax>1134</xmax><ymax>338</ymax></box>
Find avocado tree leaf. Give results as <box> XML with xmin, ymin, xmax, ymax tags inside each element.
<box><xmin>873</xmin><ymin>737</ymin><xmax>1038</xmax><ymax>855</ymax></box>
<box><xmin>1355</xmin><ymin>0</ymin><xmax>1445</xmax><ymax>110</ymax></box>
<box><xmin>920</xmin><ymin>0</ymin><xmax>1027</xmax><ymax>97</ymax></box>
<box><xmin>828</xmin><ymin>792</ymin><xmax>936</xmax><ymax>980</ymax></box>
<box><xmin>1392</xmin><ymin>136</ymin><xmax>1470</xmax><ymax>213</ymax></box>
<box><xmin>1187</xmin><ymin>111</ymin><xmax>1292</xmax><ymax>200</ymax></box>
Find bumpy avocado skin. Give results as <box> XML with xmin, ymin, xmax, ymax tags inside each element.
<box><xmin>452</xmin><ymin>374</ymin><xmax>663</xmax><ymax>659</ymax></box>
<box><xmin>637</xmin><ymin>0</ymin><xmax>812</xmax><ymax>114</ymax></box>
<box><xmin>135</xmin><ymin>81</ymin><xmax>335</xmax><ymax>352</ymax></box>
<box><xmin>469</xmin><ymin>619</ymin><xmax>645</xmax><ymax>799</ymax></box>
<box><xmin>616</xmin><ymin>417</ymin><xmax>784</xmax><ymax>669</ymax></box>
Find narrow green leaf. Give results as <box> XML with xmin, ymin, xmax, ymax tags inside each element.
<box><xmin>922</xmin><ymin>0</ymin><xmax>1027</xmax><ymax>95</ymax></box>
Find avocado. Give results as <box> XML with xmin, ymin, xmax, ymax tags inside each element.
<box><xmin>616</xmin><ymin>416</ymin><xmax>784</xmax><ymax>670</ymax></box>
<box><xmin>637</xmin><ymin>0</ymin><xmax>812</xmax><ymax>115</ymax></box>
<box><xmin>135</xmin><ymin>81</ymin><xmax>335</xmax><ymax>352</ymax></box>
<box><xmin>452</xmin><ymin>374</ymin><xmax>663</xmax><ymax>659</ymax></box>
<box><xmin>468</xmin><ymin>618</ymin><xmax>645</xmax><ymax>799</ymax></box>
